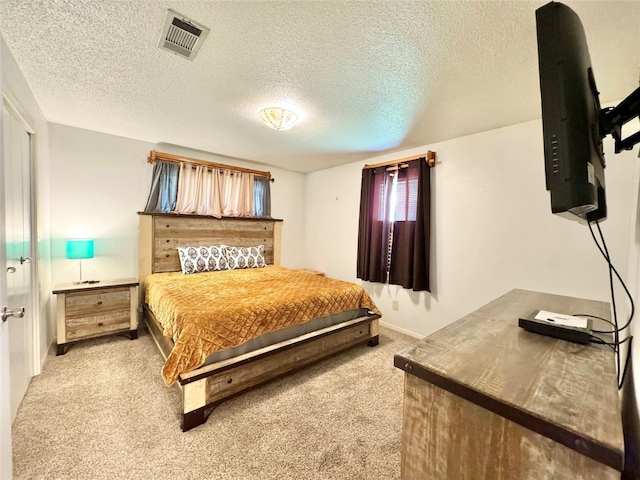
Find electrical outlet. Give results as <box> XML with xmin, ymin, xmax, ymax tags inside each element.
<box><xmin>392</xmin><ymin>300</ymin><xmax>399</xmax><ymax>311</ymax></box>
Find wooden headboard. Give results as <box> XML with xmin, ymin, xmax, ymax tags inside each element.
<box><xmin>138</xmin><ymin>212</ymin><xmax>282</xmax><ymax>282</ymax></box>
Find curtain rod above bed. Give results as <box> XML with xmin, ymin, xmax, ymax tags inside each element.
<box><xmin>148</xmin><ymin>150</ymin><xmax>273</xmax><ymax>181</ymax></box>
<box><xmin>136</xmin><ymin>211</ymin><xmax>283</xmax><ymax>222</ymax></box>
<box><xmin>363</xmin><ymin>150</ymin><xmax>436</xmax><ymax>170</ymax></box>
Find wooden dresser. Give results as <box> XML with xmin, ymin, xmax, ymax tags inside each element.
<box><xmin>53</xmin><ymin>277</ymin><xmax>139</xmax><ymax>355</ymax></box>
<box><xmin>394</xmin><ymin>289</ymin><xmax>624</xmax><ymax>480</ymax></box>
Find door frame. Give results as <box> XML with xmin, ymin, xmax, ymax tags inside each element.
<box><xmin>2</xmin><ymin>92</ymin><xmax>41</xmax><ymax>376</ymax></box>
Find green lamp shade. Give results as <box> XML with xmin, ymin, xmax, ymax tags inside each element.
<box><xmin>66</xmin><ymin>239</ymin><xmax>94</xmax><ymax>260</ymax></box>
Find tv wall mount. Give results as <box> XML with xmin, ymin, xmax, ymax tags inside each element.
<box><xmin>600</xmin><ymin>86</ymin><xmax>640</xmax><ymax>154</ymax></box>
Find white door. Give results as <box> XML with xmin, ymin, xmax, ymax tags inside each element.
<box><xmin>1</xmin><ymin>92</ymin><xmax>39</xmax><ymax>478</ymax></box>
<box><xmin>2</xmin><ymin>103</ymin><xmax>34</xmax><ymax>421</ymax></box>
<box><xmin>3</xmin><ymin>102</ymin><xmax>34</xmax><ymax>422</ymax></box>
<box><xmin>0</xmin><ymin>101</ymin><xmax>14</xmax><ymax>480</ymax></box>
<box><xmin>0</xmin><ymin>217</ymin><xmax>12</xmax><ymax>477</ymax></box>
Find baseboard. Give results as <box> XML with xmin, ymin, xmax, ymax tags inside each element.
<box><xmin>43</xmin><ymin>339</ymin><xmax>58</xmax><ymax>360</ymax></box>
<box><xmin>379</xmin><ymin>321</ymin><xmax>423</xmax><ymax>339</ymax></box>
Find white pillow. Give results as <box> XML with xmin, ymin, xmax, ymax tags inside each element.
<box><xmin>177</xmin><ymin>245</ymin><xmax>228</xmax><ymax>274</ymax></box>
<box><xmin>226</xmin><ymin>245</ymin><xmax>267</xmax><ymax>269</ymax></box>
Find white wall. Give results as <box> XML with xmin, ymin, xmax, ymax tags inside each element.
<box><xmin>305</xmin><ymin>118</ymin><xmax>639</xmax><ymax>338</ymax></box>
<box><xmin>305</xmin><ymin>115</ymin><xmax>640</xmax><ymax>474</ymax></box>
<box><xmin>47</xmin><ymin>124</ymin><xmax>307</xmax><ymax>344</ymax></box>
<box><xmin>48</xmin><ymin>124</ymin><xmax>154</xmax><ymax>290</ymax></box>
<box><xmin>1</xmin><ymin>36</ymin><xmax>51</xmax><ymax>364</ymax></box>
<box><xmin>621</xmin><ymin>145</ymin><xmax>640</xmax><ymax>477</ymax></box>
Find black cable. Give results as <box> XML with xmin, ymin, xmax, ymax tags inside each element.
<box><xmin>576</xmin><ymin>313</ymin><xmax>614</xmax><ymax>323</ymax></box>
<box><xmin>573</xmin><ymin>313</ymin><xmax>616</xmax><ymax>334</ymax></box>
<box><xmin>592</xmin><ymin>328</ymin><xmax>617</xmax><ymax>334</ymax></box>
<box><xmin>589</xmin><ymin>333</ymin><xmax>632</xmax><ymax>347</ymax></box>
<box><xmin>589</xmin><ymin>220</ymin><xmax>621</xmax><ymax>385</ymax></box>
<box><xmin>588</xmin><ymin>334</ymin><xmax>617</xmax><ymax>353</ymax></box>
<box><xmin>595</xmin><ymin>222</ymin><xmax>638</xmax><ymax>390</ymax></box>
<box><xmin>589</xmin><ymin>222</ymin><xmax>636</xmax><ymax>332</ymax></box>
<box><xmin>596</xmin><ymin>222</ymin><xmax>636</xmax><ymax>332</ymax></box>
<box><xmin>588</xmin><ymin>220</ymin><xmax>636</xmax><ymax>389</ymax></box>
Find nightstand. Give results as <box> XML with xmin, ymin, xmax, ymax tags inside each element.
<box><xmin>297</xmin><ymin>269</ymin><xmax>325</xmax><ymax>276</ymax></box>
<box><xmin>53</xmin><ymin>277</ymin><xmax>139</xmax><ymax>355</ymax></box>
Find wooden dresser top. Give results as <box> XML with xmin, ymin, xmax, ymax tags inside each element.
<box><xmin>53</xmin><ymin>277</ymin><xmax>139</xmax><ymax>294</ymax></box>
<box><xmin>395</xmin><ymin>288</ymin><xmax>624</xmax><ymax>471</ymax></box>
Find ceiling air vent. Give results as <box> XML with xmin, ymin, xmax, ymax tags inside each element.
<box><xmin>158</xmin><ymin>9</ymin><xmax>210</xmax><ymax>61</ymax></box>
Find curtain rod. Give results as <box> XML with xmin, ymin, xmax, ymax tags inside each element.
<box><xmin>148</xmin><ymin>150</ymin><xmax>273</xmax><ymax>181</ymax></box>
<box><xmin>363</xmin><ymin>150</ymin><xmax>436</xmax><ymax>170</ymax></box>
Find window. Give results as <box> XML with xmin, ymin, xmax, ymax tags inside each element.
<box><xmin>390</xmin><ymin>176</ymin><xmax>418</xmax><ymax>222</ymax></box>
<box><xmin>357</xmin><ymin>158</ymin><xmax>431</xmax><ymax>291</ymax></box>
<box><xmin>144</xmin><ymin>158</ymin><xmax>272</xmax><ymax>218</ymax></box>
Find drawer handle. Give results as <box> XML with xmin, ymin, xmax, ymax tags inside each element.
<box><xmin>98</xmin><ymin>322</ymin><xmax>104</xmax><ymax>327</ymax></box>
<box><xmin>97</xmin><ymin>301</ymin><xmax>103</xmax><ymax>305</ymax></box>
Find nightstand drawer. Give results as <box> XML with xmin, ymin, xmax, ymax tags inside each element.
<box><xmin>65</xmin><ymin>311</ymin><xmax>131</xmax><ymax>342</ymax></box>
<box><xmin>65</xmin><ymin>287</ymin><xmax>130</xmax><ymax>317</ymax></box>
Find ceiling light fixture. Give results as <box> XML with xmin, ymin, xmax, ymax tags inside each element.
<box><xmin>259</xmin><ymin>107</ymin><xmax>298</xmax><ymax>131</ymax></box>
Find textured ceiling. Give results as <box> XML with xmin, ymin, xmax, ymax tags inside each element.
<box><xmin>1</xmin><ymin>1</ymin><xmax>638</xmax><ymax>173</ymax></box>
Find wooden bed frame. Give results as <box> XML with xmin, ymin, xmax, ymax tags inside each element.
<box><xmin>138</xmin><ymin>212</ymin><xmax>380</xmax><ymax>431</ymax></box>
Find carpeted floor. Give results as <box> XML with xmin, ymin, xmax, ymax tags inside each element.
<box><xmin>11</xmin><ymin>326</ymin><xmax>415</xmax><ymax>479</ymax></box>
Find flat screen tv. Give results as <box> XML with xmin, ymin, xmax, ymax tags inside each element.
<box><xmin>536</xmin><ymin>1</ymin><xmax>607</xmax><ymax>222</ymax></box>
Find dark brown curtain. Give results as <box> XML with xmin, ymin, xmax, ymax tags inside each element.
<box><xmin>389</xmin><ymin>159</ymin><xmax>431</xmax><ymax>291</ymax></box>
<box><xmin>357</xmin><ymin>167</ymin><xmax>392</xmax><ymax>282</ymax></box>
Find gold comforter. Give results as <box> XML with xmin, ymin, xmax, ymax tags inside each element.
<box><xmin>145</xmin><ymin>266</ymin><xmax>381</xmax><ymax>386</ymax></box>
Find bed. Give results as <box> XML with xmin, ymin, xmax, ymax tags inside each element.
<box><xmin>138</xmin><ymin>212</ymin><xmax>381</xmax><ymax>431</ymax></box>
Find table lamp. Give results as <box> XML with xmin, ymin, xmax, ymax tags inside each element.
<box><xmin>66</xmin><ymin>239</ymin><xmax>95</xmax><ymax>284</ymax></box>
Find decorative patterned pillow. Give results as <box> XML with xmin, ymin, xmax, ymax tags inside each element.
<box><xmin>177</xmin><ymin>245</ymin><xmax>228</xmax><ymax>274</ymax></box>
<box><xmin>226</xmin><ymin>245</ymin><xmax>267</xmax><ymax>269</ymax></box>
